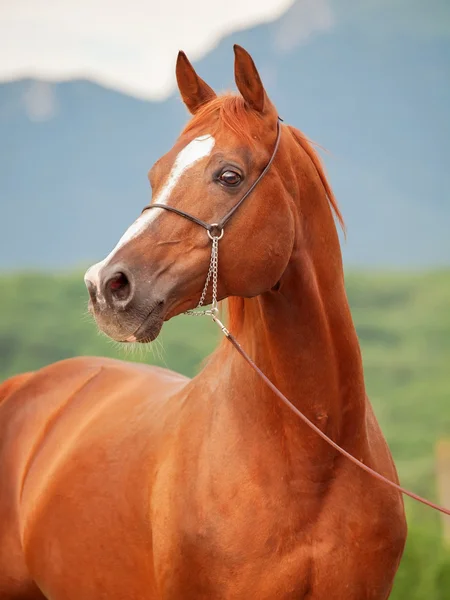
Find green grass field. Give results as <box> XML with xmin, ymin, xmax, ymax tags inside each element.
<box><xmin>1</xmin><ymin>269</ymin><xmax>449</xmax><ymax>597</ymax></box>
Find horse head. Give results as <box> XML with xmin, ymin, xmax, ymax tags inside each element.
<box><xmin>85</xmin><ymin>46</ymin><xmax>296</xmax><ymax>342</ymax></box>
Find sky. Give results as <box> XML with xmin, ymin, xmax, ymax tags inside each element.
<box><xmin>0</xmin><ymin>0</ymin><xmax>295</xmax><ymax>100</ymax></box>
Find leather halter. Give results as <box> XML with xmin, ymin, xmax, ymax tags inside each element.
<box><xmin>142</xmin><ymin>118</ymin><xmax>282</xmax><ymax>237</ymax></box>
<box><xmin>141</xmin><ymin>115</ymin><xmax>450</xmax><ymax>517</ymax></box>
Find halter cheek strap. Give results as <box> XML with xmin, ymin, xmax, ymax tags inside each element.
<box><xmin>142</xmin><ymin>117</ymin><xmax>283</xmax><ymax>240</ymax></box>
<box><xmin>140</xmin><ymin>117</ymin><xmax>282</xmax><ymax>316</ymax></box>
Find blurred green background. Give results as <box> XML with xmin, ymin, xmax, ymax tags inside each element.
<box><xmin>1</xmin><ymin>269</ymin><xmax>449</xmax><ymax>597</ymax></box>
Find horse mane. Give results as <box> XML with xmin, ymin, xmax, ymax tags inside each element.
<box><xmin>182</xmin><ymin>94</ymin><xmax>345</xmax><ymax>334</ymax></box>
<box><xmin>182</xmin><ymin>94</ymin><xmax>262</xmax><ymax>146</ymax></box>
<box><xmin>288</xmin><ymin>126</ymin><xmax>345</xmax><ymax>233</ymax></box>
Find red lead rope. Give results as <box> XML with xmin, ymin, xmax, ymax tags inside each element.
<box><xmin>213</xmin><ymin>316</ymin><xmax>450</xmax><ymax>517</ymax></box>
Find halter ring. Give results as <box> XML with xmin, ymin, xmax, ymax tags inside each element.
<box><xmin>207</xmin><ymin>224</ymin><xmax>224</xmax><ymax>240</ymax></box>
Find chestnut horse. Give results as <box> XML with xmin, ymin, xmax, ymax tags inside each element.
<box><xmin>0</xmin><ymin>46</ymin><xmax>406</xmax><ymax>599</ymax></box>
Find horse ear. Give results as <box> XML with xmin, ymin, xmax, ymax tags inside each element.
<box><xmin>233</xmin><ymin>45</ymin><xmax>270</xmax><ymax>113</ymax></box>
<box><xmin>176</xmin><ymin>51</ymin><xmax>216</xmax><ymax>115</ymax></box>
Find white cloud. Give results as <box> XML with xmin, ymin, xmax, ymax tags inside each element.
<box><xmin>0</xmin><ymin>0</ymin><xmax>295</xmax><ymax>99</ymax></box>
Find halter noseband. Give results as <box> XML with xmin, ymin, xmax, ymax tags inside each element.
<box><xmin>142</xmin><ymin>117</ymin><xmax>282</xmax><ymax>241</ymax></box>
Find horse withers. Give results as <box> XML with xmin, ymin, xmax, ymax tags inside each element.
<box><xmin>0</xmin><ymin>46</ymin><xmax>406</xmax><ymax>599</ymax></box>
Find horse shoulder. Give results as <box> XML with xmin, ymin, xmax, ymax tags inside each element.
<box><xmin>0</xmin><ymin>356</ymin><xmax>188</xmax><ymax>530</ymax></box>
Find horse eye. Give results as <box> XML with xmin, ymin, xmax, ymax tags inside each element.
<box><xmin>218</xmin><ymin>170</ymin><xmax>242</xmax><ymax>186</ymax></box>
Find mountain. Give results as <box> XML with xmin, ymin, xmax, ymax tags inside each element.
<box><xmin>1</xmin><ymin>0</ymin><xmax>449</xmax><ymax>269</ymax></box>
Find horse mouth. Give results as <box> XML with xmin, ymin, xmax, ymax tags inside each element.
<box><xmin>123</xmin><ymin>301</ymin><xmax>165</xmax><ymax>343</ymax></box>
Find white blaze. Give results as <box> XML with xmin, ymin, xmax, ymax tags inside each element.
<box><xmin>84</xmin><ymin>134</ymin><xmax>215</xmax><ymax>289</ymax></box>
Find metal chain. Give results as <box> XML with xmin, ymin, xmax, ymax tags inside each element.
<box><xmin>185</xmin><ymin>235</ymin><xmax>220</xmax><ymax>317</ymax></box>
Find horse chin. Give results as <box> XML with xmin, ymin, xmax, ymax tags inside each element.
<box><xmin>127</xmin><ymin>314</ymin><xmax>164</xmax><ymax>344</ymax></box>
<box><xmin>91</xmin><ymin>299</ymin><xmax>166</xmax><ymax>345</ymax></box>
<box><xmin>121</xmin><ymin>300</ymin><xmax>165</xmax><ymax>344</ymax></box>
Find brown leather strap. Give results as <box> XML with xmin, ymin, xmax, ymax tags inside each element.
<box><xmin>216</xmin><ymin>118</ymin><xmax>282</xmax><ymax>230</ymax></box>
<box><xmin>218</xmin><ymin>323</ymin><xmax>450</xmax><ymax>516</ymax></box>
<box><xmin>142</xmin><ymin>118</ymin><xmax>283</xmax><ymax>235</ymax></box>
<box><xmin>143</xmin><ymin>110</ymin><xmax>449</xmax><ymax>517</ymax></box>
<box><xmin>147</xmin><ymin>204</ymin><xmax>212</xmax><ymax>231</ymax></box>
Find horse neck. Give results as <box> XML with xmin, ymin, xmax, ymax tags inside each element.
<box><xmin>210</xmin><ymin>136</ymin><xmax>367</xmax><ymax>454</ymax></box>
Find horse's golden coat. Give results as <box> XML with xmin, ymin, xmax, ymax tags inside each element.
<box><xmin>0</xmin><ymin>46</ymin><xmax>406</xmax><ymax>599</ymax></box>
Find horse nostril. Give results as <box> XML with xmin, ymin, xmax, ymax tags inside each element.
<box><xmin>106</xmin><ymin>272</ymin><xmax>131</xmax><ymax>303</ymax></box>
